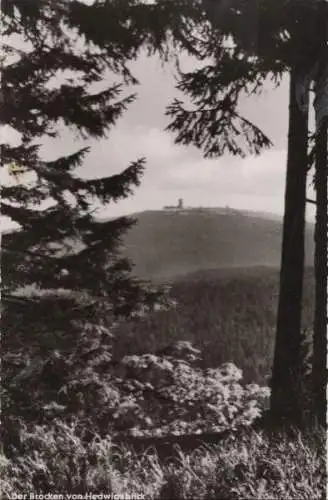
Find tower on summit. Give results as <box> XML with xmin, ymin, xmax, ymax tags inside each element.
<box><xmin>163</xmin><ymin>198</ymin><xmax>184</xmax><ymax>210</ymax></box>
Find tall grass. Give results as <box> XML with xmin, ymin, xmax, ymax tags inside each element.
<box><xmin>2</xmin><ymin>424</ymin><xmax>324</xmax><ymax>499</ymax></box>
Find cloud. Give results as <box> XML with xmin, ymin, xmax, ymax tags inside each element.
<box><xmin>80</xmin><ymin>122</ymin><xmax>287</xmax><ymax>194</ymax></box>
<box><xmin>76</xmin><ymin>121</ymin><xmax>290</xmax><ymax>219</ymax></box>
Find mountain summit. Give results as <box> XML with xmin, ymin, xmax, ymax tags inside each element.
<box><xmin>122</xmin><ymin>207</ymin><xmax>314</xmax><ymax>282</ymax></box>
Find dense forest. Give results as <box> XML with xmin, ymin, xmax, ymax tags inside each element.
<box><xmin>113</xmin><ymin>266</ymin><xmax>315</xmax><ymax>385</ymax></box>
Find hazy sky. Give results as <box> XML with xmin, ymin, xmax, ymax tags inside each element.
<box><xmin>1</xmin><ymin>49</ymin><xmax>316</xmax><ymax>229</ymax></box>
<box><xmin>86</xmin><ymin>52</ymin><xmax>315</xmax><ymax>221</ymax></box>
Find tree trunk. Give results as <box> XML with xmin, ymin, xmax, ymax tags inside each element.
<box><xmin>312</xmin><ymin>0</ymin><xmax>328</xmax><ymax>430</ymax></box>
<box><xmin>270</xmin><ymin>67</ymin><xmax>309</xmax><ymax>427</ymax></box>
<box><xmin>312</xmin><ymin>9</ymin><xmax>328</xmax><ymax>421</ymax></box>
<box><xmin>312</xmin><ymin>115</ymin><xmax>327</xmax><ymax>427</ymax></box>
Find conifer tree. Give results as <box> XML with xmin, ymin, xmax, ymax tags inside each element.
<box><xmin>1</xmin><ymin>0</ymin><xmax>168</xmax><ymax>447</ymax></box>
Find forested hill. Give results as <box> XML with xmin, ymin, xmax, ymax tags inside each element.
<box><xmin>122</xmin><ymin>208</ymin><xmax>315</xmax><ymax>282</ymax></box>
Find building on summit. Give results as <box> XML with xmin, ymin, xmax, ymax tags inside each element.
<box><xmin>164</xmin><ymin>198</ymin><xmax>184</xmax><ymax>210</ymax></box>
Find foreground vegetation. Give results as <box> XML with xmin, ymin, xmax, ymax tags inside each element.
<box><xmin>2</xmin><ymin>424</ymin><xmax>325</xmax><ymax>499</ymax></box>
<box><xmin>3</xmin><ymin>266</ymin><xmax>320</xmax><ymax>498</ymax></box>
<box><xmin>3</xmin><ymin>325</ymin><xmax>325</xmax><ymax>498</ymax></box>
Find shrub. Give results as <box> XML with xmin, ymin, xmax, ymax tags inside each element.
<box><xmin>112</xmin><ymin>341</ymin><xmax>270</xmax><ymax>436</ymax></box>
<box><xmin>4</xmin><ymin>333</ymin><xmax>270</xmax><ymax>445</ymax></box>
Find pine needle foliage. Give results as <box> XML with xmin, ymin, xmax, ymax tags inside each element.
<box><xmin>1</xmin><ymin>0</ymin><xmax>170</xmax><ymax>448</ymax></box>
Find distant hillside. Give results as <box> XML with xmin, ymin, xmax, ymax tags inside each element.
<box><xmin>122</xmin><ymin>208</ymin><xmax>315</xmax><ymax>282</ymax></box>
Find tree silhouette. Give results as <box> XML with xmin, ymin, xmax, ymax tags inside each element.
<box><xmin>312</xmin><ymin>5</ymin><xmax>328</xmax><ymax>426</ymax></box>
<box><xmin>1</xmin><ymin>0</ymin><xmax>169</xmax><ymax>447</ymax></box>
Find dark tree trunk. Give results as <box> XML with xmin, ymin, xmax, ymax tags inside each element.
<box><xmin>270</xmin><ymin>67</ymin><xmax>309</xmax><ymax>427</ymax></box>
<box><xmin>311</xmin><ymin>0</ymin><xmax>328</xmax><ymax>430</ymax></box>
<box><xmin>312</xmin><ymin>116</ymin><xmax>327</xmax><ymax>427</ymax></box>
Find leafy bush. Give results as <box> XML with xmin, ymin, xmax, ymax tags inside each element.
<box><xmin>4</xmin><ymin>329</ymin><xmax>270</xmax><ymax>442</ymax></box>
<box><xmin>3</xmin><ymin>332</ymin><xmax>272</xmax><ymax>495</ymax></box>
<box><xmin>111</xmin><ymin>341</ymin><xmax>270</xmax><ymax>436</ymax></box>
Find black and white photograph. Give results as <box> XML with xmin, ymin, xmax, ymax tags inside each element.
<box><xmin>1</xmin><ymin>0</ymin><xmax>327</xmax><ymax>498</ymax></box>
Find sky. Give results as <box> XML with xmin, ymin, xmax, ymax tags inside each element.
<box><xmin>1</xmin><ymin>49</ymin><xmax>317</xmax><ymax>230</ymax></box>
<box><xmin>69</xmin><ymin>51</ymin><xmax>316</xmax><ymax>221</ymax></box>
